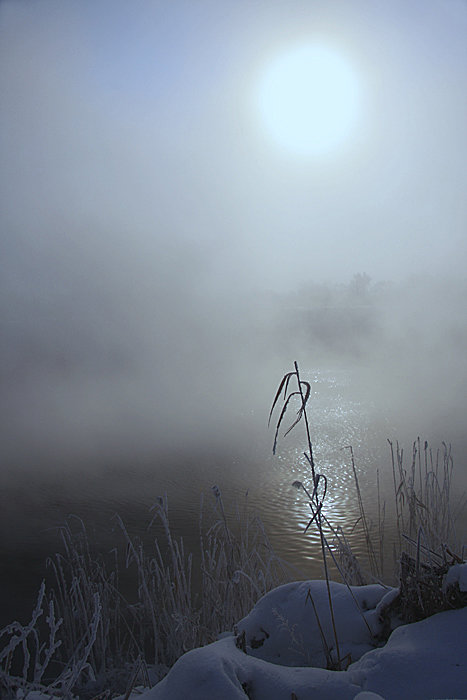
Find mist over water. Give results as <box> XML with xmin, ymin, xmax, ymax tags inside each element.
<box><xmin>1</xmin><ymin>0</ymin><xmax>466</xmax><ymax>626</ymax></box>
<box><xmin>2</xmin><ymin>274</ymin><xmax>467</xmax><ymax>627</ymax></box>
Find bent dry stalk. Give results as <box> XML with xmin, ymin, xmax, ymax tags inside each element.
<box><xmin>269</xmin><ymin>361</ymin><xmax>343</xmax><ymax>669</ymax></box>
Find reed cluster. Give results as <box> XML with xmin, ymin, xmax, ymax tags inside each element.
<box><xmin>0</xmin><ymin>492</ymin><xmax>287</xmax><ymax>698</ymax></box>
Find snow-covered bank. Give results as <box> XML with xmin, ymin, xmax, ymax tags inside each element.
<box><xmin>138</xmin><ymin>576</ymin><xmax>467</xmax><ymax>700</ymax></box>
<box><xmin>11</xmin><ymin>573</ymin><xmax>467</xmax><ymax>699</ymax></box>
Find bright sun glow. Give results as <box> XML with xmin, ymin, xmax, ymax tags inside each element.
<box><xmin>256</xmin><ymin>43</ymin><xmax>361</xmax><ymax>157</ymax></box>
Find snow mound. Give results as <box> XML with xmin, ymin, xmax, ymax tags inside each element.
<box><xmin>235</xmin><ymin>580</ymin><xmax>390</xmax><ymax>667</ymax></box>
<box><xmin>142</xmin><ymin>581</ymin><xmax>467</xmax><ymax>700</ymax></box>
<box><xmin>143</xmin><ymin>636</ymin><xmax>361</xmax><ymax>700</ymax></box>
<box><xmin>348</xmin><ymin>606</ymin><xmax>467</xmax><ymax>699</ymax></box>
<box><xmin>443</xmin><ymin>562</ymin><xmax>467</xmax><ymax>592</ymax></box>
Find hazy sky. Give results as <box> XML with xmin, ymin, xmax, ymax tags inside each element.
<box><xmin>1</xmin><ymin>0</ymin><xmax>466</xmax><ymax>462</ymax></box>
<box><xmin>2</xmin><ymin>0</ymin><xmax>466</xmax><ymax>287</ymax></box>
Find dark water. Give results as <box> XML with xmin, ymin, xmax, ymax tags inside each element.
<box><xmin>1</xmin><ymin>366</ymin><xmax>465</xmax><ymax>630</ymax></box>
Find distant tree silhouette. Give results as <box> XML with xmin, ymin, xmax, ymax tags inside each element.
<box><xmin>349</xmin><ymin>272</ymin><xmax>371</xmax><ymax>298</ymax></box>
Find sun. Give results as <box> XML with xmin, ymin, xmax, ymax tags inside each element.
<box><xmin>255</xmin><ymin>42</ymin><xmax>361</xmax><ymax>157</ymax></box>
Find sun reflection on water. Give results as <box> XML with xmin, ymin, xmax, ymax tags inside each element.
<box><xmin>252</xmin><ymin>368</ymin><xmax>390</xmax><ymax>577</ymax></box>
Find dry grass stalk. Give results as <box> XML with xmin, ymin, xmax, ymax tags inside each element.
<box><xmin>270</xmin><ymin>360</ymin><xmax>345</xmax><ymax>668</ymax></box>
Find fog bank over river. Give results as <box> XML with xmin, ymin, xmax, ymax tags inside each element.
<box><xmin>2</xmin><ymin>273</ymin><xmax>467</xmax><ymax>475</ymax></box>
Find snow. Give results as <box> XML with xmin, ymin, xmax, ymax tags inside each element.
<box><xmin>443</xmin><ymin>562</ymin><xmax>467</xmax><ymax>593</ymax></box>
<box><xmin>142</xmin><ymin>637</ymin><xmax>362</xmax><ymax>699</ymax></box>
<box><xmin>233</xmin><ymin>580</ymin><xmax>390</xmax><ymax>667</ymax></box>
<box><xmin>138</xmin><ymin>572</ymin><xmax>467</xmax><ymax>700</ymax></box>
<box><xmin>15</xmin><ymin>569</ymin><xmax>467</xmax><ymax>699</ymax></box>
<box><xmin>349</xmin><ymin>607</ymin><xmax>467</xmax><ymax>699</ymax></box>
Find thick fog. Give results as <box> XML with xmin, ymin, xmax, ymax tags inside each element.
<box><xmin>1</xmin><ymin>0</ymin><xmax>467</xmax><ymax>477</ymax></box>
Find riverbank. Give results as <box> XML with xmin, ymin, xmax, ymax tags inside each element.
<box><xmin>139</xmin><ymin>571</ymin><xmax>467</xmax><ymax>700</ymax></box>
<box><xmin>11</xmin><ymin>569</ymin><xmax>467</xmax><ymax>699</ymax></box>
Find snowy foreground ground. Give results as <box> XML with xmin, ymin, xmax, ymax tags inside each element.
<box><xmin>28</xmin><ymin>566</ymin><xmax>467</xmax><ymax>700</ymax></box>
